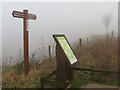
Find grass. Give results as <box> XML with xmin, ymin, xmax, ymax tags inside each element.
<box><xmin>2</xmin><ymin>35</ymin><xmax>118</xmax><ymax>88</ymax></box>
<box><xmin>73</xmin><ymin>35</ymin><xmax>118</xmax><ymax>82</ymax></box>
<box><xmin>90</xmin><ymin>73</ymin><xmax>118</xmax><ymax>86</ymax></box>
<box><xmin>70</xmin><ymin>71</ymin><xmax>92</xmax><ymax>88</ymax></box>
<box><xmin>12</xmin><ymin>62</ymin><xmax>24</xmax><ymax>75</ymax></box>
<box><xmin>2</xmin><ymin>57</ymin><xmax>56</xmax><ymax>88</ymax></box>
<box><xmin>32</xmin><ymin>76</ymin><xmax>41</xmax><ymax>88</ymax></box>
<box><xmin>37</xmin><ymin>70</ymin><xmax>118</xmax><ymax>88</ymax></box>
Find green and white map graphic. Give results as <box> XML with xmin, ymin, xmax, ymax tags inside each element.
<box><xmin>56</xmin><ymin>36</ymin><xmax>77</xmax><ymax>64</ymax></box>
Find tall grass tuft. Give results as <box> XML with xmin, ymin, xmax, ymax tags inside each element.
<box><xmin>73</xmin><ymin>35</ymin><xmax>118</xmax><ymax>81</ymax></box>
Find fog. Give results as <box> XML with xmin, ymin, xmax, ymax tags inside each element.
<box><xmin>2</xmin><ymin>2</ymin><xmax>118</xmax><ymax>64</ymax></box>
<box><xmin>0</xmin><ymin>3</ymin><xmax>2</xmax><ymax>66</ymax></box>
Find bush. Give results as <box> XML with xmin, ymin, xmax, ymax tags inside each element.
<box><xmin>12</xmin><ymin>62</ymin><xmax>24</xmax><ymax>75</ymax></box>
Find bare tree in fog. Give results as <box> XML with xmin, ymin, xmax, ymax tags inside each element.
<box><xmin>102</xmin><ymin>14</ymin><xmax>112</xmax><ymax>35</ymax></box>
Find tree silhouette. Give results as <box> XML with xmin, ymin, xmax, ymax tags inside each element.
<box><xmin>102</xmin><ymin>14</ymin><xmax>112</xmax><ymax>35</ymax></box>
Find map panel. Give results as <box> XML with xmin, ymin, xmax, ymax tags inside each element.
<box><xmin>56</xmin><ymin>36</ymin><xmax>77</xmax><ymax>64</ymax></box>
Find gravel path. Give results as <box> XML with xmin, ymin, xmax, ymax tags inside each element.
<box><xmin>80</xmin><ymin>83</ymin><xmax>118</xmax><ymax>88</ymax></box>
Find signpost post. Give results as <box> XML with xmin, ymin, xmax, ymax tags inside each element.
<box><xmin>12</xmin><ymin>9</ymin><xmax>37</xmax><ymax>76</ymax></box>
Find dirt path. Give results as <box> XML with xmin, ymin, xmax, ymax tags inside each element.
<box><xmin>80</xmin><ymin>83</ymin><xmax>118</xmax><ymax>88</ymax></box>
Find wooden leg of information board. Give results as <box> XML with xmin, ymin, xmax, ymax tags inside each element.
<box><xmin>56</xmin><ymin>43</ymin><xmax>66</xmax><ymax>83</ymax></box>
<box><xmin>56</xmin><ymin>43</ymin><xmax>73</xmax><ymax>83</ymax></box>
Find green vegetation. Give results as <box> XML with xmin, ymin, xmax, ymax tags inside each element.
<box><xmin>12</xmin><ymin>62</ymin><xmax>24</xmax><ymax>75</ymax></box>
<box><xmin>35</xmin><ymin>71</ymin><xmax>118</xmax><ymax>88</ymax></box>
<box><xmin>32</xmin><ymin>76</ymin><xmax>41</xmax><ymax>88</ymax></box>
<box><xmin>2</xmin><ymin>66</ymin><xmax>11</xmax><ymax>74</ymax></box>
<box><xmin>71</xmin><ymin>71</ymin><xmax>92</xmax><ymax>88</ymax></box>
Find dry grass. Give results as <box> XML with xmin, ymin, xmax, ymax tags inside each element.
<box><xmin>2</xmin><ymin>35</ymin><xmax>118</xmax><ymax>88</ymax></box>
<box><xmin>73</xmin><ymin>36</ymin><xmax>118</xmax><ymax>70</ymax></box>
<box><xmin>2</xmin><ymin>57</ymin><xmax>56</xmax><ymax>88</ymax></box>
<box><xmin>73</xmin><ymin>36</ymin><xmax>118</xmax><ymax>81</ymax></box>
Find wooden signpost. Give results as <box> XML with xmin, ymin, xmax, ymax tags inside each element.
<box><xmin>12</xmin><ymin>9</ymin><xmax>37</xmax><ymax>76</ymax></box>
<box><xmin>53</xmin><ymin>34</ymin><xmax>78</xmax><ymax>85</ymax></box>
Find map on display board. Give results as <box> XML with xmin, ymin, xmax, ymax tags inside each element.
<box><xmin>56</xmin><ymin>36</ymin><xmax>77</xmax><ymax>64</ymax></box>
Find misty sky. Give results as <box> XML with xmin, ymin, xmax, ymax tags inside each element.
<box><xmin>0</xmin><ymin>3</ymin><xmax>2</xmax><ymax>64</ymax></box>
<box><xmin>2</xmin><ymin>2</ymin><xmax>118</xmax><ymax>63</ymax></box>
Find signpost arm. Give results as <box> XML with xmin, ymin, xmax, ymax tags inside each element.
<box><xmin>23</xmin><ymin>10</ymin><xmax>29</xmax><ymax>76</ymax></box>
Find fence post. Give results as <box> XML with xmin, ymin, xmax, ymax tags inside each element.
<box><xmin>87</xmin><ymin>38</ymin><xmax>88</xmax><ymax>42</ymax></box>
<box><xmin>79</xmin><ymin>38</ymin><xmax>82</xmax><ymax>47</ymax></box>
<box><xmin>87</xmin><ymin>38</ymin><xmax>89</xmax><ymax>46</ymax></box>
<box><xmin>49</xmin><ymin>45</ymin><xmax>51</xmax><ymax>60</ymax></box>
<box><xmin>111</xmin><ymin>30</ymin><xmax>114</xmax><ymax>38</ymax></box>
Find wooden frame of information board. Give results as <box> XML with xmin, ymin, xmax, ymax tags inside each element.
<box><xmin>53</xmin><ymin>34</ymin><xmax>78</xmax><ymax>84</ymax></box>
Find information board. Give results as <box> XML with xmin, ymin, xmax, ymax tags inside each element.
<box><xmin>56</xmin><ymin>36</ymin><xmax>77</xmax><ymax>64</ymax></box>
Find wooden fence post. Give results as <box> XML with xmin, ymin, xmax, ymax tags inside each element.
<box><xmin>49</xmin><ymin>45</ymin><xmax>51</xmax><ymax>60</ymax></box>
<box><xmin>79</xmin><ymin>38</ymin><xmax>82</xmax><ymax>47</ymax></box>
<box><xmin>87</xmin><ymin>38</ymin><xmax>88</xmax><ymax>42</ymax></box>
<box><xmin>87</xmin><ymin>38</ymin><xmax>89</xmax><ymax>46</ymax></box>
<box><xmin>111</xmin><ymin>30</ymin><xmax>114</xmax><ymax>38</ymax></box>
